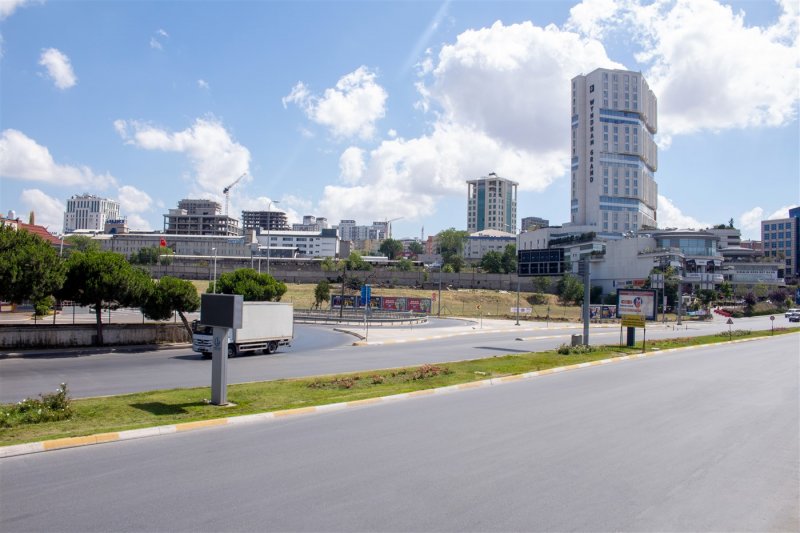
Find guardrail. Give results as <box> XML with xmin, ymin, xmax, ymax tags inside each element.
<box><xmin>294</xmin><ymin>309</ymin><xmax>428</xmax><ymax>326</ymax></box>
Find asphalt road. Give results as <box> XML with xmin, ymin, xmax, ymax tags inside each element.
<box><xmin>1</xmin><ymin>335</ymin><xmax>797</xmax><ymax>532</ymax></box>
<box><xmin>0</xmin><ymin>315</ymin><xmax>793</xmax><ymax>402</ymax></box>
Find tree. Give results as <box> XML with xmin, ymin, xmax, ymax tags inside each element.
<box><xmin>718</xmin><ymin>281</ymin><xmax>733</xmax><ymax>302</ymax></box>
<box><xmin>480</xmin><ymin>251</ymin><xmax>504</xmax><ymax>273</ymax></box>
<box><xmin>320</xmin><ymin>257</ymin><xmax>336</xmax><ymax>272</ymax></box>
<box><xmin>378</xmin><ymin>238</ymin><xmax>404</xmax><ymax>260</ymax></box>
<box><xmin>556</xmin><ymin>273</ymin><xmax>584</xmax><ymax>305</ymax></box>
<box><xmin>211</xmin><ymin>268</ymin><xmax>287</xmax><ymax>301</ymax></box>
<box><xmin>313</xmin><ymin>280</ymin><xmax>331</xmax><ymax>309</ymax></box>
<box><xmin>59</xmin><ymin>251</ymin><xmax>152</xmax><ymax>345</ymax></box>
<box><xmin>408</xmin><ymin>241</ymin><xmax>424</xmax><ymax>257</ymax></box>
<box><xmin>395</xmin><ymin>258</ymin><xmax>413</xmax><ymax>271</ymax></box>
<box><xmin>0</xmin><ymin>225</ymin><xmax>66</xmax><ymax>308</ymax></box>
<box><xmin>130</xmin><ymin>246</ymin><xmax>174</xmax><ymax>265</ymax></box>
<box><xmin>696</xmin><ymin>289</ymin><xmax>716</xmax><ymax>312</ymax></box>
<box><xmin>743</xmin><ymin>291</ymin><xmax>757</xmax><ymax>315</ymax></box>
<box><xmin>64</xmin><ymin>234</ymin><xmax>100</xmax><ymax>254</ymax></box>
<box><xmin>436</xmin><ymin>228</ymin><xmax>468</xmax><ymax>272</ymax></box>
<box><xmin>140</xmin><ymin>276</ymin><xmax>200</xmax><ymax>337</ymax></box>
<box><xmin>590</xmin><ymin>285</ymin><xmax>603</xmax><ymax>304</ymax></box>
<box><xmin>501</xmin><ymin>244</ymin><xmax>517</xmax><ymax>274</ymax></box>
<box><xmin>769</xmin><ymin>288</ymin><xmax>788</xmax><ymax>308</ymax></box>
<box><xmin>345</xmin><ymin>252</ymin><xmax>372</xmax><ymax>271</ymax></box>
<box><xmin>533</xmin><ymin>276</ymin><xmax>551</xmax><ymax>296</ymax></box>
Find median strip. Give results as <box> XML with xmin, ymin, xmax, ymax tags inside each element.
<box><xmin>1</xmin><ymin>329</ymin><xmax>797</xmax><ymax>458</ymax></box>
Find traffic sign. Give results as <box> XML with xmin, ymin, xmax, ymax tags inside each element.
<box><xmin>621</xmin><ymin>314</ymin><xmax>645</xmax><ymax>328</ymax></box>
<box><xmin>726</xmin><ymin>318</ymin><xmax>734</xmax><ymax>325</ymax></box>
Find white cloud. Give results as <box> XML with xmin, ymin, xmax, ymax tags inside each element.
<box><xmin>0</xmin><ymin>0</ymin><xmax>39</xmax><ymax>19</ymax></box>
<box><xmin>766</xmin><ymin>205</ymin><xmax>799</xmax><ymax>220</ymax></box>
<box><xmin>117</xmin><ymin>184</ymin><xmax>153</xmax><ymax>214</ymax></box>
<box><xmin>114</xmin><ymin>117</ymin><xmax>251</xmax><ymax>200</ymax></box>
<box><xmin>739</xmin><ymin>206</ymin><xmax>764</xmax><ymax>234</ymax></box>
<box><xmin>0</xmin><ymin>129</ymin><xmax>115</xmax><ymax>188</ymax></box>
<box><xmin>38</xmin><ymin>48</ymin><xmax>77</xmax><ymax>90</ymax></box>
<box><xmin>338</xmin><ymin>147</ymin><xmax>365</xmax><ymax>184</ymax></box>
<box><xmin>157</xmin><ymin>28</ymin><xmax>169</xmax><ymax>38</ymax></box>
<box><xmin>150</xmin><ymin>28</ymin><xmax>169</xmax><ymax>50</ymax></box>
<box><xmin>567</xmin><ymin>0</ymin><xmax>800</xmax><ymax>142</ymax></box>
<box><xmin>387</xmin><ymin>129</ymin><xmax>397</xmax><ymax>138</ymax></box>
<box><xmin>315</xmin><ymin>20</ymin><xmax>620</xmax><ymax>223</ymax></box>
<box><xmin>197</xmin><ymin>79</ymin><xmax>210</xmax><ymax>90</ymax></box>
<box><xmin>283</xmin><ymin>66</ymin><xmax>388</xmax><ymax>140</ymax></box>
<box><xmin>125</xmin><ymin>214</ymin><xmax>152</xmax><ymax>232</ymax></box>
<box><xmin>149</xmin><ymin>37</ymin><xmax>163</xmax><ymax>50</ymax></box>
<box><xmin>656</xmin><ymin>195</ymin><xmax>710</xmax><ymax>229</ymax></box>
<box><xmin>19</xmin><ymin>189</ymin><xmax>65</xmax><ymax>233</ymax></box>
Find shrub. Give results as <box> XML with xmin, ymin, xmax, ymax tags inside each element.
<box><xmin>0</xmin><ymin>383</ymin><xmax>72</xmax><ymax>428</ymax></box>
<box><xmin>557</xmin><ymin>343</ymin><xmax>596</xmax><ymax>355</ymax></box>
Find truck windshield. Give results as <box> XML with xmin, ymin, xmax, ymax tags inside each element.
<box><xmin>191</xmin><ymin>321</ymin><xmax>214</xmax><ymax>335</ymax></box>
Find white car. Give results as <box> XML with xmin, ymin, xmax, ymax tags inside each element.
<box><xmin>788</xmin><ymin>311</ymin><xmax>800</xmax><ymax>323</ymax></box>
<box><xmin>785</xmin><ymin>308</ymin><xmax>800</xmax><ymax>318</ymax></box>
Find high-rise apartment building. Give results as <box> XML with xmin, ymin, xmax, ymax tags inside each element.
<box><xmin>570</xmin><ymin>68</ymin><xmax>658</xmax><ymax>233</ymax></box>
<box><xmin>63</xmin><ymin>194</ymin><xmax>120</xmax><ymax>233</ymax></box>
<box><xmin>761</xmin><ymin>208</ymin><xmax>799</xmax><ymax>278</ymax></box>
<box><xmin>467</xmin><ymin>173</ymin><xmax>518</xmax><ymax>233</ymax></box>
<box><xmin>241</xmin><ymin>210</ymin><xmax>289</xmax><ymax>232</ymax></box>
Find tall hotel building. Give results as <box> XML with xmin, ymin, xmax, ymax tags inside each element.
<box><xmin>570</xmin><ymin>68</ymin><xmax>658</xmax><ymax>233</ymax></box>
<box><xmin>467</xmin><ymin>173</ymin><xmax>518</xmax><ymax>233</ymax></box>
<box><xmin>63</xmin><ymin>194</ymin><xmax>120</xmax><ymax>233</ymax></box>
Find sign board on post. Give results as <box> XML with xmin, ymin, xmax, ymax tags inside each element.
<box><xmin>200</xmin><ymin>294</ymin><xmax>244</xmax><ymax>406</ymax></box>
<box><xmin>621</xmin><ymin>315</ymin><xmax>645</xmax><ymax>328</ymax></box>
<box><xmin>616</xmin><ymin>289</ymin><xmax>657</xmax><ymax>320</ymax></box>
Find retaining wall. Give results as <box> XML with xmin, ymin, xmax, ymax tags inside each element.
<box><xmin>0</xmin><ymin>323</ymin><xmax>190</xmax><ymax>350</ymax></box>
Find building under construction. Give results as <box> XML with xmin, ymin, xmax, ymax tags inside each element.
<box><xmin>163</xmin><ymin>199</ymin><xmax>240</xmax><ymax>236</ymax></box>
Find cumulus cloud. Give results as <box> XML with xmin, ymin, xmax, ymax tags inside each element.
<box><xmin>125</xmin><ymin>214</ymin><xmax>152</xmax><ymax>232</ymax></box>
<box><xmin>0</xmin><ymin>0</ymin><xmax>40</xmax><ymax>19</ymax></box>
<box><xmin>39</xmin><ymin>48</ymin><xmax>77</xmax><ymax>89</ymax></box>
<box><xmin>338</xmin><ymin>147</ymin><xmax>365</xmax><ymax>184</ymax></box>
<box><xmin>283</xmin><ymin>66</ymin><xmax>388</xmax><ymax>140</ymax></box>
<box><xmin>657</xmin><ymin>195</ymin><xmax>710</xmax><ymax>229</ymax></box>
<box><xmin>739</xmin><ymin>206</ymin><xmax>764</xmax><ymax>234</ymax></box>
<box><xmin>0</xmin><ymin>129</ymin><xmax>115</xmax><ymax>188</ymax></box>
<box><xmin>315</xmin><ymin>20</ymin><xmax>620</xmax><ymax>223</ymax></box>
<box><xmin>19</xmin><ymin>189</ymin><xmax>65</xmax><ymax>232</ymax></box>
<box><xmin>197</xmin><ymin>79</ymin><xmax>210</xmax><ymax>90</ymax></box>
<box><xmin>117</xmin><ymin>184</ymin><xmax>153</xmax><ymax>214</ymax></box>
<box><xmin>567</xmin><ymin>0</ymin><xmax>800</xmax><ymax>142</ymax></box>
<box><xmin>149</xmin><ymin>37</ymin><xmax>162</xmax><ymax>50</ymax></box>
<box><xmin>114</xmin><ymin>117</ymin><xmax>251</xmax><ymax>199</ymax></box>
<box><xmin>150</xmin><ymin>28</ymin><xmax>169</xmax><ymax>50</ymax></box>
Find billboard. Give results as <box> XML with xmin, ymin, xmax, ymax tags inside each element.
<box><xmin>616</xmin><ymin>289</ymin><xmax>656</xmax><ymax>320</ymax></box>
<box><xmin>332</xmin><ymin>295</ymin><xmax>431</xmax><ymax>313</ymax></box>
<box><xmin>589</xmin><ymin>305</ymin><xmax>615</xmax><ymax>320</ymax></box>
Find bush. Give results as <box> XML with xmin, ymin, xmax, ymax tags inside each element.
<box><xmin>717</xmin><ymin>329</ymin><xmax>752</xmax><ymax>338</ymax></box>
<box><xmin>556</xmin><ymin>343</ymin><xmax>597</xmax><ymax>355</ymax></box>
<box><xmin>0</xmin><ymin>383</ymin><xmax>72</xmax><ymax>428</ymax></box>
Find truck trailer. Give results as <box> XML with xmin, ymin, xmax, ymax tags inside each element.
<box><xmin>192</xmin><ymin>301</ymin><xmax>294</xmax><ymax>358</ymax></box>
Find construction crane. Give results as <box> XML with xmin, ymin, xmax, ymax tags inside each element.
<box><xmin>223</xmin><ymin>172</ymin><xmax>247</xmax><ymax>216</ymax></box>
<box><xmin>385</xmin><ymin>217</ymin><xmax>403</xmax><ymax>239</ymax></box>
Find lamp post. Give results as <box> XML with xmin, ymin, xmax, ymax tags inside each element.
<box><xmin>212</xmin><ymin>247</ymin><xmax>217</xmax><ymax>293</ymax></box>
<box><xmin>266</xmin><ymin>200</ymin><xmax>280</xmax><ymax>276</ymax></box>
<box><xmin>59</xmin><ymin>234</ymin><xmax>65</xmax><ymax>257</ymax></box>
<box><xmin>515</xmin><ymin>232</ymin><xmax>520</xmax><ymax>326</ymax></box>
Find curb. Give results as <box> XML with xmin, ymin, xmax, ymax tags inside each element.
<box><xmin>0</xmin><ymin>334</ymin><xmax>789</xmax><ymax>459</ymax></box>
<box><xmin>0</xmin><ymin>343</ymin><xmax>192</xmax><ymax>359</ymax></box>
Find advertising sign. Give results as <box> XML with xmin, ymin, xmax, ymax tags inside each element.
<box><xmin>589</xmin><ymin>305</ymin><xmax>615</xmax><ymax>319</ymax></box>
<box><xmin>406</xmin><ymin>298</ymin><xmax>432</xmax><ymax>313</ymax></box>
<box><xmin>616</xmin><ymin>289</ymin><xmax>656</xmax><ymax>320</ymax></box>
<box><xmin>381</xmin><ymin>296</ymin><xmax>406</xmax><ymax>311</ymax></box>
<box><xmin>331</xmin><ymin>295</ymin><xmax>358</xmax><ymax>309</ymax></box>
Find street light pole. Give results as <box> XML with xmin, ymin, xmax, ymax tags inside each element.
<box><xmin>515</xmin><ymin>232</ymin><xmax>520</xmax><ymax>326</ymax></box>
<box><xmin>266</xmin><ymin>200</ymin><xmax>280</xmax><ymax>276</ymax></box>
<box><xmin>212</xmin><ymin>247</ymin><xmax>217</xmax><ymax>293</ymax></box>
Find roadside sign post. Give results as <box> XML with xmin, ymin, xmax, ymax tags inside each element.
<box><xmin>770</xmin><ymin>315</ymin><xmax>774</xmax><ymax>335</ymax></box>
<box><xmin>200</xmin><ymin>294</ymin><xmax>243</xmax><ymax>406</ymax></box>
<box><xmin>727</xmin><ymin>317</ymin><xmax>734</xmax><ymax>341</ymax></box>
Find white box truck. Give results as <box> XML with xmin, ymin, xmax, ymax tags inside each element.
<box><xmin>192</xmin><ymin>301</ymin><xmax>294</xmax><ymax>358</ymax></box>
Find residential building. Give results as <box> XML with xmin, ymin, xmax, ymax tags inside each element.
<box><xmin>463</xmin><ymin>230</ymin><xmax>516</xmax><ymax>260</ymax></box>
<box><xmin>163</xmin><ymin>199</ymin><xmax>239</xmax><ymax>236</ymax></box>
<box><xmin>467</xmin><ymin>172</ymin><xmax>518</xmax><ymax>233</ymax></box>
<box><xmin>241</xmin><ymin>210</ymin><xmax>289</xmax><ymax>232</ymax></box>
<box><xmin>521</xmin><ymin>216</ymin><xmax>549</xmax><ymax>231</ymax></box>
<box><xmin>292</xmin><ymin>215</ymin><xmax>329</xmax><ymax>232</ymax></box>
<box><xmin>570</xmin><ymin>68</ymin><xmax>658</xmax><ymax>233</ymax></box>
<box><xmin>254</xmin><ymin>228</ymin><xmax>339</xmax><ymax>258</ymax></box>
<box><xmin>64</xmin><ymin>194</ymin><xmax>120</xmax><ymax>233</ymax></box>
<box><xmin>761</xmin><ymin>210</ymin><xmax>799</xmax><ymax>278</ymax></box>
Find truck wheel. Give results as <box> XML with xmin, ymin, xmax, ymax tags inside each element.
<box><xmin>266</xmin><ymin>341</ymin><xmax>278</xmax><ymax>354</ymax></box>
<box><xmin>201</xmin><ymin>352</ymin><xmax>211</xmax><ymax>360</ymax></box>
<box><xmin>227</xmin><ymin>345</ymin><xmax>236</xmax><ymax>358</ymax></box>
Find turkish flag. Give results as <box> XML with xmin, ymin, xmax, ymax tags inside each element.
<box><xmin>160</xmin><ymin>238</ymin><xmax>167</xmax><ymax>247</ymax></box>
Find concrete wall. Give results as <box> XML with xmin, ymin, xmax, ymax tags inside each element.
<box><xmin>0</xmin><ymin>323</ymin><xmax>190</xmax><ymax>349</ymax></box>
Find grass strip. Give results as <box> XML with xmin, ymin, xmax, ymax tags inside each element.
<box><xmin>1</xmin><ymin>327</ymin><xmax>797</xmax><ymax>447</ymax></box>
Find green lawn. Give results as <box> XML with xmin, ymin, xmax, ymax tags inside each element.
<box><xmin>1</xmin><ymin>328</ymin><xmax>797</xmax><ymax>446</ymax></box>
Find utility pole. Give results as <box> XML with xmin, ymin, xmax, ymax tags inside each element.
<box><xmin>582</xmin><ymin>257</ymin><xmax>590</xmax><ymax>345</ymax></box>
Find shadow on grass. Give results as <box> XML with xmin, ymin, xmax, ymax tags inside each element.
<box><xmin>130</xmin><ymin>401</ymin><xmax>207</xmax><ymax>416</ymax></box>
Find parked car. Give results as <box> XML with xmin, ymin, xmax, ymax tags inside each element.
<box><xmin>785</xmin><ymin>308</ymin><xmax>800</xmax><ymax>318</ymax></box>
<box><xmin>788</xmin><ymin>312</ymin><xmax>800</xmax><ymax>323</ymax></box>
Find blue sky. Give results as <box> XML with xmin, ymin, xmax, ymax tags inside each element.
<box><xmin>0</xmin><ymin>0</ymin><xmax>797</xmax><ymax>241</ymax></box>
